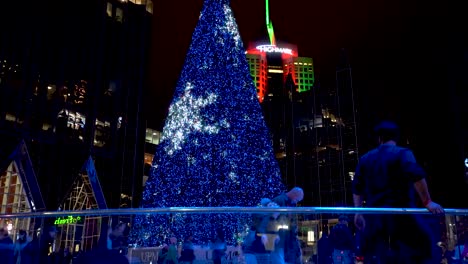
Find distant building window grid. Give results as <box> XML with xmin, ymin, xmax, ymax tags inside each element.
<box><xmin>247</xmin><ymin>56</ymin><xmax>267</xmax><ymax>101</ymax></box>
<box><xmin>293</xmin><ymin>61</ymin><xmax>314</xmax><ymax>92</ymax></box>
<box><xmin>248</xmin><ymin>49</ymin><xmax>315</xmax><ymax>95</ymax></box>
<box><xmin>145</xmin><ymin>128</ymin><xmax>161</xmax><ymax>145</ymax></box>
<box><xmin>0</xmin><ymin>76</ymin><xmax>122</xmax><ymax>148</ymax></box>
<box><xmin>106</xmin><ymin>2</ymin><xmax>113</xmax><ymax>17</ymax></box>
<box><xmin>115</xmin><ymin>7</ymin><xmax>124</xmax><ymax>22</ymax></box>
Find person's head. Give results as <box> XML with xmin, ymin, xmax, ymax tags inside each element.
<box><xmin>260</xmin><ymin>198</ymin><xmax>272</xmax><ymax>207</ymax></box>
<box><xmin>374</xmin><ymin>120</ymin><xmax>400</xmax><ymax>144</ymax></box>
<box><xmin>338</xmin><ymin>215</ymin><xmax>349</xmax><ymax>225</ymax></box>
<box><xmin>114</xmin><ymin>222</ymin><xmax>127</xmax><ymax>233</ymax></box>
<box><xmin>287</xmin><ymin>187</ymin><xmax>304</xmax><ymax>204</ymax></box>
<box><xmin>17</xmin><ymin>229</ymin><xmax>27</xmax><ymax>242</ymax></box>
<box><xmin>261</xmin><ymin>198</ymin><xmax>280</xmax><ymax>218</ymax></box>
<box><xmin>47</xmin><ymin>226</ymin><xmax>57</xmax><ymax>238</ymax></box>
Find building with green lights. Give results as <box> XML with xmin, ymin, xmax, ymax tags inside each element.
<box><xmin>246</xmin><ymin>43</ymin><xmax>315</xmax><ymax>103</ymax></box>
<box><xmin>244</xmin><ymin>1</ymin><xmax>358</xmax><ymax>208</ymax></box>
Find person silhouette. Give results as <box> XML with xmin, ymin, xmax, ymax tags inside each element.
<box><xmin>211</xmin><ymin>229</ymin><xmax>227</xmax><ymax>264</ymax></box>
<box><xmin>353</xmin><ymin>120</ymin><xmax>444</xmax><ymax>264</ymax></box>
<box><xmin>270</xmin><ymin>187</ymin><xmax>304</xmax><ymax>264</ymax></box>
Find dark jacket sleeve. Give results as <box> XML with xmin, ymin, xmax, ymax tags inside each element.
<box><xmin>352</xmin><ymin>156</ymin><xmax>366</xmax><ymax>195</ymax></box>
<box><xmin>399</xmin><ymin>149</ymin><xmax>426</xmax><ymax>183</ymax></box>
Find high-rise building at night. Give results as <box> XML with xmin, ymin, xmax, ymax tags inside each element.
<box><xmin>246</xmin><ymin>43</ymin><xmax>315</xmax><ymax>103</ymax></box>
<box><xmin>0</xmin><ymin>0</ymin><xmax>153</xmax><ymax>211</ymax></box>
<box><xmin>245</xmin><ymin>0</ymin><xmax>358</xmax><ymax>206</ymax></box>
<box><xmin>308</xmin><ymin>49</ymin><xmax>359</xmax><ymax>206</ymax></box>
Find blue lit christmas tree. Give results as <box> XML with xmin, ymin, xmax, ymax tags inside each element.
<box><xmin>130</xmin><ymin>0</ymin><xmax>285</xmax><ymax>246</ymax></box>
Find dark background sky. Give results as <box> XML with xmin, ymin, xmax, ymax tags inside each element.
<box><xmin>145</xmin><ymin>0</ymin><xmax>455</xmax><ymax>131</ymax></box>
<box><xmin>144</xmin><ymin>0</ymin><xmax>466</xmax><ymax>206</ymax></box>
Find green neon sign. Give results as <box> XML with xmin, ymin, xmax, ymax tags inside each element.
<box><xmin>54</xmin><ymin>216</ymin><xmax>82</xmax><ymax>225</ymax></box>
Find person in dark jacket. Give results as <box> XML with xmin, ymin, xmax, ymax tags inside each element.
<box><xmin>353</xmin><ymin>120</ymin><xmax>444</xmax><ymax>264</ymax></box>
<box><xmin>0</xmin><ymin>228</ymin><xmax>14</xmax><ymax>264</ymax></box>
<box><xmin>211</xmin><ymin>229</ymin><xmax>227</xmax><ymax>264</ymax></box>
<box><xmin>317</xmin><ymin>227</ymin><xmax>333</xmax><ymax>264</ymax></box>
<box><xmin>75</xmin><ymin>248</ymin><xmax>129</xmax><ymax>264</ymax></box>
<box><xmin>271</xmin><ymin>187</ymin><xmax>304</xmax><ymax>264</ymax></box>
<box><xmin>179</xmin><ymin>235</ymin><xmax>195</xmax><ymax>264</ymax></box>
<box><xmin>329</xmin><ymin>215</ymin><xmax>355</xmax><ymax>264</ymax></box>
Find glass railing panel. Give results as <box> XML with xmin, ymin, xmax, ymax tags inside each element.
<box><xmin>0</xmin><ymin>207</ymin><xmax>467</xmax><ymax>264</ymax></box>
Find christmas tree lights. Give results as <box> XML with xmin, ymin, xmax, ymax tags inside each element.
<box><xmin>130</xmin><ymin>0</ymin><xmax>285</xmax><ymax>246</ymax></box>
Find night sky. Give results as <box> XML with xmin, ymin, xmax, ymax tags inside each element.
<box><xmin>144</xmin><ymin>0</ymin><xmax>466</xmax><ymax>207</ymax></box>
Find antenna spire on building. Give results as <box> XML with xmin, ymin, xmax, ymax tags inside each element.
<box><xmin>266</xmin><ymin>0</ymin><xmax>276</xmax><ymax>45</ymax></box>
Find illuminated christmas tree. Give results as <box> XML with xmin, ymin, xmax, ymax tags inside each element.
<box><xmin>130</xmin><ymin>0</ymin><xmax>285</xmax><ymax>246</ymax></box>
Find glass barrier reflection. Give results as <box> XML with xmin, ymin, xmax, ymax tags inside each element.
<box><xmin>0</xmin><ymin>207</ymin><xmax>467</xmax><ymax>264</ymax></box>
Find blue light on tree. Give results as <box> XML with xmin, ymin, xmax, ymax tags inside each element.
<box><xmin>130</xmin><ymin>0</ymin><xmax>285</xmax><ymax>246</ymax></box>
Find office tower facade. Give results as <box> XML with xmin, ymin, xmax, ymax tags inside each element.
<box><xmin>246</xmin><ymin>43</ymin><xmax>314</xmax><ymax>103</ymax></box>
<box><xmin>0</xmin><ymin>0</ymin><xmax>153</xmax><ymax>210</ymax></box>
<box><xmin>245</xmin><ymin>40</ymin><xmax>358</xmax><ymax>206</ymax></box>
<box><xmin>305</xmin><ymin>50</ymin><xmax>359</xmax><ymax>206</ymax></box>
<box><xmin>245</xmin><ymin>41</ymin><xmax>315</xmax><ymax>153</ymax></box>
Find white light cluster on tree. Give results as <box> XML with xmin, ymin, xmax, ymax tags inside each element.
<box><xmin>130</xmin><ymin>0</ymin><xmax>285</xmax><ymax>247</ymax></box>
<box><xmin>222</xmin><ymin>4</ymin><xmax>241</xmax><ymax>48</ymax></box>
<box><xmin>161</xmin><ymin>82</ymin><xmax>218</xmax><ymax>156</ymax></box>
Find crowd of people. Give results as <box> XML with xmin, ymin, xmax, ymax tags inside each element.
<box><xmin>242</xmin><ymin>187</ymin><xmax>304</xmax><ymax>264</ymax></box>
<box><xmin>0</xmin><ymin>226</ymin><xmax>69</xmax><ymax>264</ymax></box>
<box><xmin>0</xmin><ymin>120</ymin><xmax>461</xmax><ymax>264</ymax></box>
<box><xmin>242</xmin><ymin>120</ymin><xmax>450</xmax><ymax>264</ymax></box>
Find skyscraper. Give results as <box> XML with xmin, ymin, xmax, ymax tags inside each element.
<box><xmin>247</xmin><ymin>44</ymin><xmax>315</xmax><ymax>102</ymax></box>
<box><xmin>244</xmin><ymin>0</ymin><xmax>358</xmax><ymax>206</ymax></box>
<box><xmin>0</xmin><ymin>0</ymin><xmax>153</xmax><ymax>210</ymax></box>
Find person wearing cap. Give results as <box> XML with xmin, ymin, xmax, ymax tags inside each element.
<box><xmin>352</xmin><ymin>120</ymin><xmax>444</xmax><ymax>263</ymax></box>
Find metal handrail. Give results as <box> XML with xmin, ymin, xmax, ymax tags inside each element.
<box><xmin>0</xmin><ymin>206</ymin><xmax>467</xmax><ymax>219</ymax></box>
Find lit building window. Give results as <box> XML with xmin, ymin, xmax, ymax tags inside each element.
<box><xmin>115</xmin><ymin>8</ymin><xmax>123</xmax><ymax>22</ymax></box>
<box><xmin>46</xmin><ymin>84</ymin><xmax>56</xmax><ymax>100</ymax></box>
<box><xmin>146</xmin><ymin>128</ymin><xmax>161</xmax><ymax>145</ymax></box>
<box><xmin>106</xmin><ymin>2</ymin><xmax>113</xmax><ymax>17</ymax></box>
<box><xmin>73</xmin><ymin>81</ymin><xmax>87</xmax><ymax>106</ymax></box>
<box><xmin>146</xmin><ymin>0</ymin><xmax>153</xmax><ymax>14</ymax></box>
<box><xmin>130</xmin><ymin>0</ymin><xmax>145</xmax><ymax>4</ymax></box>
